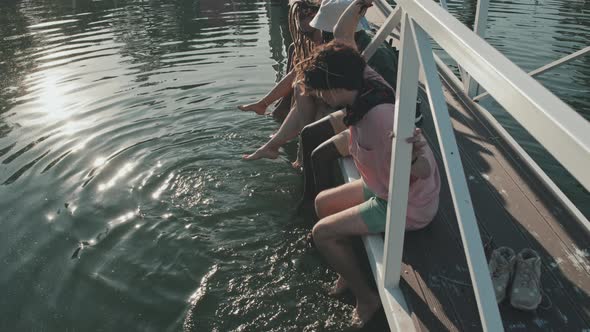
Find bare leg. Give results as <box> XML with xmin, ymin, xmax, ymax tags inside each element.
<box><xmin>238</xmin><ymin>102</ymin><xmax>268</xmax><ymax>115</ymax></box>
<box><xmin>300</xmin><ymin>117</ymin><xmax>336</xmax><ymax>200</ymax></box>
<box><xmin>329</xmin><ymin>274</ymin><xmax>349</xmax><ymax>296</ymax></box>
<box><xmin>272</xmin><ymin>43</ymin><xmax>296</xmax><ymax>122</ymax></box>
<box><xmin>309</xmin><ymin>129</ymin><xmax>350</xmax><ymax>196</ymax></box>
<box><xmin>243</xmin><ymin>85</ymin><xmax>321</xmax><ymax>160</ymax></box>
<box><xmin>299</xmin><ymin>111</ymin><xmax>348</xmax><ymax>200</ymax></box>
<box><xmin>313</xmin><ymin>180</ymin><xmax>382</xmax><ymax>326</ymax></box>
<box><xmin>292</xmin><ymin>103</ymin><xmax>334</xmax><ymax>169</ymax></box>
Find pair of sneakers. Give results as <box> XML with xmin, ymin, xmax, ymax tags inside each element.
<box><xmin>488</xmin><ymin>247</ymin><xmax>542</xmax><ymax>310</ymax></box>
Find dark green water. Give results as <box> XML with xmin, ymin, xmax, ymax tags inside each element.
<box><xmin>0</xmin><ymin>0</ymin><xmax>588</xmax><ymax>331</ymax></box>
<box><xmin>0</xmin><ymin>0</ymin><xmax>356</xmax><ymax>330</ymax></box>
<box><xmin>441</xmin><ymin>0</ymin><xmax>590</xmax><ymax>215</ymax></box>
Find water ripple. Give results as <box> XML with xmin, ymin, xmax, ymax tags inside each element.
<box><xmin>0</xmin><ymin>0</ymin><xmax>587</xmax><ymax>330</ymax></box>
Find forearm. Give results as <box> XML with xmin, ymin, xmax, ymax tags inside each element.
<box><xmin>334</xmin><ymin>0</ymin><xmax>365</xmax><ymax>48</ymax></box>
<box><xmin>265</xmin><ymin>112</ymin><xmax>304</xmax><ymax>148</ymax></box>
<box><xmin>410</xmin><ymin>156</ymin><xmax>431</xmax><ymax>179</ymax></box>
<box><xmin>259</xmin><ymin>70</ymin><xmax>295</xmax><ymax>106</ymax></box>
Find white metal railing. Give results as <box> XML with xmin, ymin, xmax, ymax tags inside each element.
<box><xmin>361</xmin><ymin>0</ymin><xmax>590</xmax><ymax>331</ymax></box>
<box><xmin>473</xmin><ymin>46</ymin><xmax>590</xmax><ymax>101</ymax></box>
<box><xmin>462</xmin><ymin>0</ymin><xmax>489</xmax><ymax>96</ymax></box>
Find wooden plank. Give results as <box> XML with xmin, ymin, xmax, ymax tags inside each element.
<box><xmin>399</xmin><ymin>262</ymin><xmax>430</xmax><ymax>331</ymax></box>
<box><xmin>411</xmin><ymin>21</ymin><xmax>502</xmax><ymax>331</ymax></box>
<box><xmin>354</xmin><ymin>6</ymin><xmax>590</xmax><ymax>331</ymax></box>
<box><xmin>398</xmin><ymin>103</ymin><xmax>484</xmax><ymax>330</ymax></box>
<box><xmin>402</xmin><ymin>218</ymin><xmax>478</xmax><ymax>331</ymax></box>
<box><xmin>434</xmin><ymin>91</ymin><xmax>590</xmax><ymax>329</ymax></box>
<box><xmin>402</xmin><ymin>81</ymin><xmax>589</xmax><ymax>330</ymax></box>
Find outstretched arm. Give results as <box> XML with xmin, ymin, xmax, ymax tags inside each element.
<box><xmin>333</xmin><ymin>0</ymin><xmax>372</xmax><ymax>48</ymax></box>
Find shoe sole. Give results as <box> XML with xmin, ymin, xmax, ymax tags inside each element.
<box><xmin>510</xmin><ymin>300</ymin><xmax>541</xmax><ymax>311</ymax></box>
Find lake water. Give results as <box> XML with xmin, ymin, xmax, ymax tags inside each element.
<box><xmin>0</xmin><ymin>0</ymin><xmax>588</xmax><ymax>331</ymax></box>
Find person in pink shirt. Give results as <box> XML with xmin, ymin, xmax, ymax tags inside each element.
<box><xmin>297</xmin><ymin>0</ymin><xmax>441</xmax><ymax>326</ymax></box>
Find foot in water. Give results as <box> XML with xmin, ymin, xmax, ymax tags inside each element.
<box><xmin>243</xmin><ymin>144</ymin><xmax>279</xmax><ymax>160</ymax></box>
<box><xmin>329</xmin><ymin>275</ymin><xmax>349</xmax><ymax>296</ymax></box>
<box><xmin>238</xmin><ymin>102</ymin><xmax>267</xmax><ymax>115</ymax></box>
<box><xmin>351</xmin><ymin>291</ymin><xmax>382</xmax><ymax>328</ymax></box>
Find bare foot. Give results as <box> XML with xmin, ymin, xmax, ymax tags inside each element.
<box><xmin>238</xmin><ymin>101</ymin><xmax>267</xmax><ymax>115</ymax></box>
<box><xmin>351</xmin><ymin>292</ymin><xmax>381</xmax><ymax>328</ymax></box>
<box><xmin>243</xmin><ymin>145</ymin><xmax>279</xmax><ymax>160</ymax></box>
<box><xmin>328</xmin><ymin>275</ymin><xmax>348</xmax><ymax>296</ymax></box>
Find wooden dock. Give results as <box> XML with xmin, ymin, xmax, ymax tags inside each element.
<box><xmin>397</xmin><ymin>78</ymin><xmax>590</xmax><ymax>331</ymax></box>
<box><xmin>351</xmin><ymin>5</ymin><xmax>590</xmax><ymax>331</ymax></box>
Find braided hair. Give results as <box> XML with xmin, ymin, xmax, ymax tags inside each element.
<box><xmin>288</xmin><ymin>0</ymin><xmax>319</xmax><ymax>66</ymax></box>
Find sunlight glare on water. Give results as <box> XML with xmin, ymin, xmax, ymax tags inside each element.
<box><xmin>0</xmin><ymin>0</ymin><xmax>588</xmax><ymax>331</ymax></box>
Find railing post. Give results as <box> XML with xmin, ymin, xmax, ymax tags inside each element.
<box><xmin>362</xmin><ymin>6</ymin><xmax>402</xmax><ymax>60</ymax></box>
<box><xmin>464</xmin><ymin>0</ymin><xmax>489</xmax><ymax>97</ymax></box>
<box><xmin>474</xmin><ymin>46</ymin><xmax>590</xmax><ymax>102</ymax></box>
<box><xmin>409</xmin><ymin>19</ymin><xmax>504</xmax><ymax>332</ymax></box>
<box><xmin>382</xmin><ymin>12</ymin><xmax>420</xmax><ymax>290</ymax></box>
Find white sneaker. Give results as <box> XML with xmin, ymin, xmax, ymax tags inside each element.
<box><xmin>488</xmin><ymin>247</ymin><xmax>516</xmax><ymax>303</ymax></box>
<box><xmin>510</xmin><ymin>248</ymin><xmax>542</xmax><ymax>310</ymax></box>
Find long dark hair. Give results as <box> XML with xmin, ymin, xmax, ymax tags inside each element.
<box><xmin>297</xmin><ymin>41</ymin><xmax>395</xmax><ymax>126</ymax></box>
<box><xmin>296</xmin><ymin>41</ymin><xmax>365</xmax><ymax>93</ymax></box>
<box><xmin>288</xmin><ymin>0</ymin><xmax>319</xmax><ymax>66</ymax></box>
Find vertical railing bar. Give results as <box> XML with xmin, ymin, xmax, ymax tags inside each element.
<box><xmin>362</xmin><ymin>6</ymin><xmax>402</xmax><ymax>60</ymax></box>
<box><xmin>472</xmin><ymin>0</ymin><xmax>490</xmax><ymax>38</ymax></box>
<box><xmin>434</xmin><ymin>0</ymin><xmax>470</xmax><ymax>91</ymax></box>
<box><xmin>382</xmin><ymin>12</ymin><xmax>420</xmax><ymax>289</ymax></box>
<box><xmin>374</xmin><ymin>0</ymin><xmax>395</xmax><ymax>15</ymax></box>
<box><xmin>465</xmin><ymin>0</ymin><xmax>490</xmax><ymax>97</ymax></box>
<box><xmin>409</xmin><ymin>20</ymin><xmax>504</xmax><ymax>331</ymax></box>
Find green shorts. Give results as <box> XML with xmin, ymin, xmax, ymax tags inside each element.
<box><xmin>359</xmin><ymin>183</ymin><xmax>388</xmax><ymax>233</ymax></box>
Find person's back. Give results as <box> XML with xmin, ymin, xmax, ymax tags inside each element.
<box><xmin>356</xmin><ymin>30</ymin><xmax>398</xmax><ymax>89</ymax></box>
<box><xmin>345</xmin><ymin>65</ymin><xmax>440</xmax><ymax>230</ymax></box>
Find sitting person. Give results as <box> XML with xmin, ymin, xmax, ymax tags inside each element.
<box><xmin>238</xmin><ymin>0</ymin><xmax>401</xmax><ymax>121</ymax></box>
<box><xmin>238</xmin><ymin>0</ymin><xmax>322</xmax><ymax>121</ymax></box>
<box><xmin>242</xmin><ymin>0</ymin><xmax>425</xmax><ymax>202</ymax></box>
<box><xmin>296</xmin><ymin>1</ymin><xmax>441</xmax><ymax>326</ymax></box>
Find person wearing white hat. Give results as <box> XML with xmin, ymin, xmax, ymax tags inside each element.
<box><xmin>309</xmin><ymin>0</ymin><xmax>367</xmax><ymax>33</ymax></box>
<box><xmin>242</xmin><ymin>0</ymin><xmax>412</xmax><ymax>205</ymax></box>
<box><xmin>238</xmin><ymin>0</ymin><xmax>390</xmax><ymax>120</ymax></box>
<box><xmin>241</xmin><ymin>0</ymin><xmax>400</xmax><ymax>159</ymax></box>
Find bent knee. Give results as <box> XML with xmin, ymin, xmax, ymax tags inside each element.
<box><xmin>314</xmin><ymin>190</ymin><xmax>331</xmax><ymax>218</ymax></box>
<box><xmin>312</xmin><ymin>220</ymin><xmax>331</xmax><ymax>242</ymax></box>
<box><xmin>311</xmin><ymin>143</ymin><xmax>339</xmax><ymax>165</ymax></box>
<box><xmin>310</xmin><ymin>148</ymin><xmax>323</xmax><ymax>168</ymax></box>
<box><xmin>300</xmin><ymin>124</ymin><xmax>314</xmax><ymax>145</ymax></box>
<box><xmin>314</xmin><ymin>188</ymin><xmax>334</xmax><ymax>219</ymax></box>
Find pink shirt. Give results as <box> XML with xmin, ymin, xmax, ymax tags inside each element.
<box><xmin>349</xmin><ymin>70</ymin><xmax>441</xmax><ymax>230</ymax></box>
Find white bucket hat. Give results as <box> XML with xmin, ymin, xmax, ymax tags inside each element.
<box><xmin>309</xmin><ymin>0</ymin><xmax>367</xmax><ymax>33</ymax></box>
